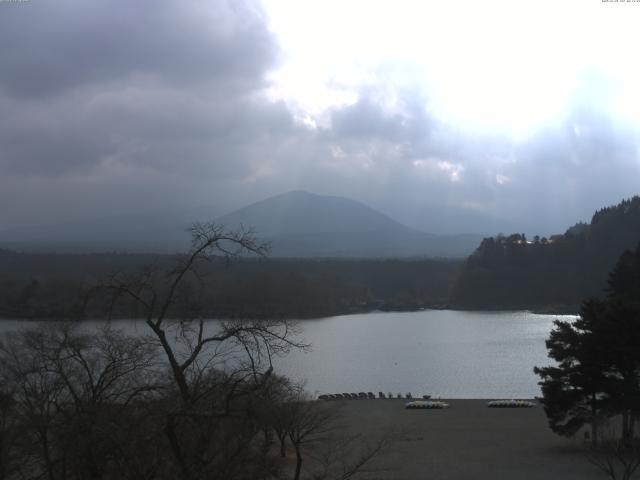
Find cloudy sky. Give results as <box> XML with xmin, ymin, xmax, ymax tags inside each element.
<box><xmin>1</xmin><ymin>0</ymin><xmax>640</xmax><ymax>235</ymax></box>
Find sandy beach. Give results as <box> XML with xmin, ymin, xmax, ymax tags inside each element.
<box><xmin>331</xmin><ymin>399</ymin><xmax>605</xmax><ymax>479</ymax></box>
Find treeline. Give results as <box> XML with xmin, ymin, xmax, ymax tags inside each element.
<box><xmin>0</xmin><ymin>249</ymin><xmax>461</xmax><ymax>320</ymax></box>
<box><xmin>6</xmin><ymin>195</ymin><xmax>640</xmax><ymax>318</ymax></box>
<box><xmin>452</xmin><ymin>196</ymin><xmax>640</xmax><ymax>312</ymax></box>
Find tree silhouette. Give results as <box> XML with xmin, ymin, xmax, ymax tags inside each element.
<box><xmin>535</xmin><ymin>242</ymin><xmax>640</xmax><ymax>447</ymax></box>
<box><xmin>534</xmin><ymin>299</ymin><xmax>611</xmax><ymax>446</ymax></box>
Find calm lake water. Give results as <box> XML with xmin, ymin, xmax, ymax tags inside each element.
<box><xmin>0</xmin><ymin>310</ymin><xmax>575</xmax><ymax>398</ymax></box>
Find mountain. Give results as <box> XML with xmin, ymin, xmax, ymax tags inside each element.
<box><xmin>216</xmin><ymin>191</ymin><xmax>482</xmax><ymax>257</ymax></box>
<box><xmin>217</xmin><ymin>190</ymin><xmax>418</xmax><ymax>237</ymax></box>
<box><xmin>0</xmin><ymin>190</ymin><xmax>483</xmax><ymax>257</ymax></box>
<box><xmin>451</xmin><ymin>196</ymin><xmax>640</xmax><ymax>311</ymax></box>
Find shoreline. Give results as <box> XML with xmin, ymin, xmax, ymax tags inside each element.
<box><xmin>0</xmin><ymin>305</ymin><xmax>579</xmax><ymax>322</ymax></box>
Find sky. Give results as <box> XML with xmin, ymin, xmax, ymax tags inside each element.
<box><xmin>1</xmin><ymin>0</ymin><xmax>640</xmax><ymax>235</ymax></box>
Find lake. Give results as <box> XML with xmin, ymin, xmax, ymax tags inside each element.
<box><xmin>0</xmin><ymin>310</ymin><xmax>574</xmax><ymax>398</ymax></box>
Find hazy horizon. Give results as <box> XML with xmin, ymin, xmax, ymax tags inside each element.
<box><xmin>0</xmin><ymin>188</ymin><xmax>598</xmax><ymax>239</ymax></box>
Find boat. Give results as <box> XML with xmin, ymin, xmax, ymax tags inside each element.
<box><xmin>405</xmin><ymin>400</ymin><xmax>449</xmax><ymax>409</ymax></box>
<box><xmin>487</xmin><ymin>399</ymin><xmax>535</xmax><ymax>408</ymax></box>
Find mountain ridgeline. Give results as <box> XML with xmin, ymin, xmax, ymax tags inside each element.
<box><xmin>452</xmin><ymin>196</ymin><xmax>640</xmax><ymax>311</ymax></box>
<box><xmin>211</xmin><ymin>191</ymin><xmax>483</xmax><ymax>258</ymax></box>
<box><xmin>0</xmin><ymin>191</ymin><xmax>483</xmax><ymax>258</ymax></box>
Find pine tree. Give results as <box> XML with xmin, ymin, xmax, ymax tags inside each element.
<box><xmin>535</xmin><ymin>242</ymin><xmax>640</xmax><ymax>445</ymax></box>
<box><xmin>534</xmin><ymin>299</ymin><xmax>611</xmax><ymax>446</ymax></box>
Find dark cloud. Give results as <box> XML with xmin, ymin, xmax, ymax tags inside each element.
<box><xmin>0</xmin><ymin>0</ymin><xmax>275</xmax><ymax>99</ymax></box>
<box><xmin>0</xmin><ymin>0</ymin><xmax>293</xmax><ymax>179</ymax></box>
<box><xmin>0</xmin><ymin>0</ymin><xmax>298</xmax><ymax>226</ymax></box>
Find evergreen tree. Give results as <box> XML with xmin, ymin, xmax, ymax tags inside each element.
<box><xmin>534</xmin><ymin>299</ymin><xmax>611</xmax><ymax>446</ymax></box>
<box><xmin>535</xmin><ymin>243</ymin><xmax>640</xmax><ymax>445</ymax></box>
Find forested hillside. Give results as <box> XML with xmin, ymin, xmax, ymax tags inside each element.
<box><xmin>0</xmin><ymin>250</ymin><xmax>460</xmax><ymax>320</ymax></box>
<box><xmin>452</xmin><ymin>196</ymin><xmax>640</xmax><ymax>311</ymax></box>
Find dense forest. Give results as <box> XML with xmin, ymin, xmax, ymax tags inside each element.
<box><xmin>5</xmin><ymin>196</ymin><xmax>640</xmax><ymax>320</ymax></box>
<box><xmin>0</xmin><ymin>250</ymin><xmax>460</xmax><ymax>320</ymax></box>
<box><xmin>452</xmin><ymin>196</ymin><xmax>640</xmax><ymax>311</ymax></box>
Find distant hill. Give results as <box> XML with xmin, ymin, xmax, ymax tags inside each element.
<box><xmin>451</xmin><ymin>196</ymin><xmax>640</xmax><ymax>311</ymax></box>
<box><xmin>217</xmin><ymin>190</ymin><xmax>419</xmax><ymax>237</ymax></box>
<box><xmin>0</xmin><ymin>190</ymin><xmax>483</xmax><ymax>258</ymax></box>
<box><xmin>0</xmin><ymin>210</ymin><xmax>200</xmax><ymax>253</ymax></box>
<box><xmin>216</xmin><ymin>191</ymin><xmax>482</xmax><ymax>258</ymax></box>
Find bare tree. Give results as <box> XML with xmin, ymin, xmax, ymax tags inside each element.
<box><xmin>286</xmin><ymin>394</ymin><xmax>338</xmax><ymax>480</ymax></box>
<box><xmin>100</xmin><ymin>223</ymin><xmax>304</xmax><ymax>404</ymax></box>
<box><xmin>0</xmin><ymin>389</ymin><xmax>18</xmax><ymax>480</ymax></box>
<box><xmin>310</xmin><ymin>433</ymin><xmax>392</xmax><ymax>480</ymax></box>
<box><xmin>0</xmin><ymin>323</ymin><xmax>161</xmax><ymax>480</ymax></box>
<box><xmin>274</xmin><ymin>388</ymin><xmax>393</xmax><ymax>480</ymax></box>
<box><xmin>587</xmin><ymin>423</ymin><xmax>640</xmax><ymax>480</ymax></box>
<box><xmin>96</xmin><ymin>223</ymin><xmax>308</xmax><ymax>479</ymax></box>
<box><xmin>1</xmin><ymin>326</ymin><xmax>73</xmax><ymax>480</ymax></box>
